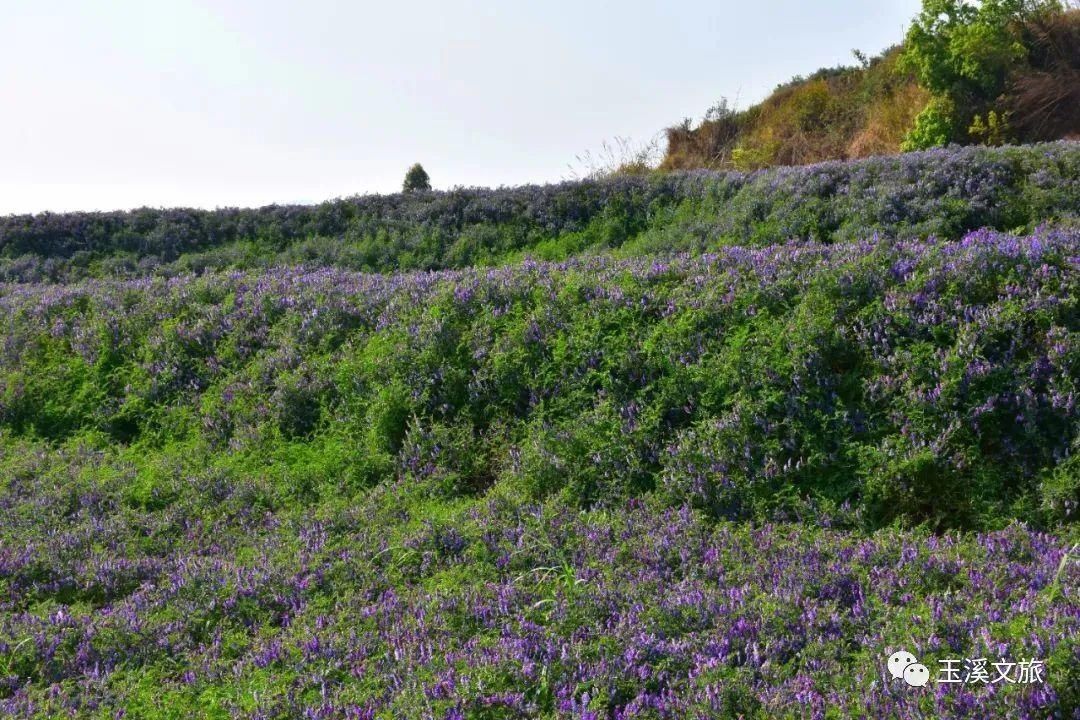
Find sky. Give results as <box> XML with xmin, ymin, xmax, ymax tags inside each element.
<box><xmin>0</xmin><ymin>0</ymin><xmax>922</xmax><ymax>214</ymax></box>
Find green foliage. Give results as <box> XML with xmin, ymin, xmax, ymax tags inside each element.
<box><xmin>968</xmin><ymin>109</ymin><xmax>1013</xmax><ymax>145</ymax></box>
<box><xmin>902</xmin><ymin>96</ymin><xmax>958</xmax><ymax>150</ymax></box>
<box><xmin>901</xmin><ymin>0</ymin><xmax>1032</xmax><ymax>96</ymax></box>
<box><xmin>900</xmin><ymin>0</ymin><xmax>1063</xmax><ymax>147</ymax></box>
<box><xmin>1038</xmin><ymin>450</ymin><xmax>1079</xmax><ymax>523</ymax></box>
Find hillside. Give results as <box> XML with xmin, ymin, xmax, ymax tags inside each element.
<box><xmin>662</xmin><ymin>7</ymin><xmax>1080</xmax><ymax>171</ymax></box>
<box><xmin>1</xmin><ymin>144</ymin><xmax>1078</xmax><ymax>717</ymax></box>
<box><xmin>2</xmin><ymin>141</ymin><xmax>1078</xmax><ymax>282</ymax></box>
<box><xmin>5</xmin><ymin>0</ymin><xmax>1080</xmax><ymax>715</ymax></box>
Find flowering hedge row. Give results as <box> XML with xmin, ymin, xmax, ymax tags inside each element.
<box><xmin>0</xmin><ymin>142</ymin><xmax>1077</xmax><ymax>281</ymax></box>
<box><xmin>2</xmin><ymin>228</ymin><xmax>1075</xmax><ymax>530</ymax></box>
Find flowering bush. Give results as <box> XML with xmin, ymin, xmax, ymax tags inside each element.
<box><xmin>0</xmin><ymin>142</ymin><xmax>1077</xmax><ymax>281</ymax></box>
<box><xmin>1</xmin><ymin>228</ymin><xmax>1075</xmax><ymax>530</ymax></box>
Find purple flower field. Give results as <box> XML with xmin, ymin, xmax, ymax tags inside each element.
<box><xmin>0</xmin><ymin>478</ymin><xmax>1076</xmax><ymax>718</ymax></box>
<box><xmin>0</xmin><ymin>225</ymin><xmax>1077</xmax><ymax>718</ymax></box>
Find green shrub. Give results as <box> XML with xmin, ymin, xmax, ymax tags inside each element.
<box><xmin>900</xmin><ymin>0</ymin><xmax>1065</xmax><ymax>147</ymax></box>
<box><xmin>902</xmin><ymin>97</ymin><xmax>958</xmax><ymax>150</ymax></box>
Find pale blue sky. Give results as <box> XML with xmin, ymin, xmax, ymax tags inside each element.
<box><xmin>0</xmin><ymin>0</ymin><xmax>921</xmax><ymax>213</ymax></box>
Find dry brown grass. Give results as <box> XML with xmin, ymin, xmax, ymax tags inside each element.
<box><xmin>1008</xmin><ymin>9</ymin><xmax>1080</xmax><ymax>140</ymax></box>
<box><xmin>661</xmin><ymin>113</ymin><xmax>746</xmax><ymax>171</ymax></box>
<box><xmin>848</xmin><ymin>83</ymin><xmax>931</xmax><ymax>158</ymax></box>
<box><xmin>660</xmin><ymin>48</ymin><xmax>926</xmax><ymax>171</ymax></box>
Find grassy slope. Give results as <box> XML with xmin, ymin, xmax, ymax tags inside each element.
<box><xmin>663</xmin><ymin>49</ymin><xmax>930</xmax><ymax>171</ymax></box>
